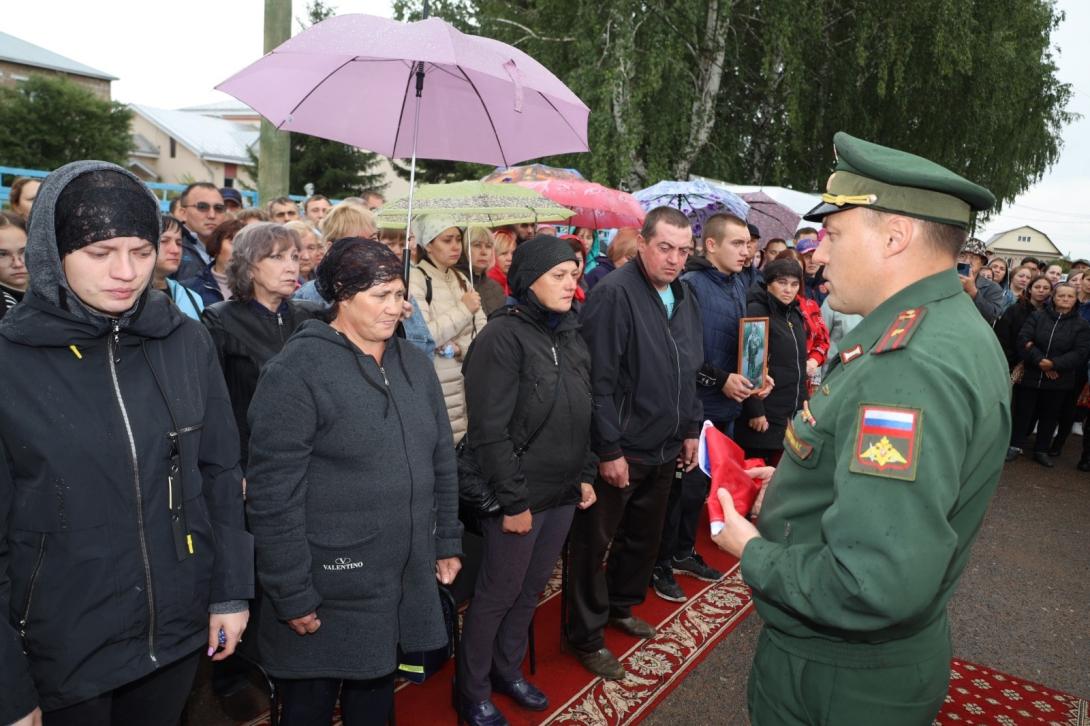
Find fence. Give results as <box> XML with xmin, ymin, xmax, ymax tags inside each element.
<box><xmin>0</xmin><ymin>166</ymin><xmax>261</xmax><ymax>212</ymax></box>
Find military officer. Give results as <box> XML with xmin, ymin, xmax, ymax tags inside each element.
<box><xmin>712</xmin><ymin>132</ymin><xmax>1010</xmax><ymax>725</ymax></box>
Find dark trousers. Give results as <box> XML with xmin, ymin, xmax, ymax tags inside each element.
<box><xmin>657</xmin><ymin>421</ymin><xmax>733</xmax><ymax>570</ymax></box>
<box><xmin>565</xmin><ymin>460</ymin><xmax>675</xmax><ymax>652</ymax></box>
<box><xmin>277</xmin><ymin>672</ymin><xmax>395</xmax><ymax>726</ymax></box>
<box><xmin>458</xmin><ymin>504</ymin><xmax>575</xmax><ymax>702</ymax></box>
<box><xmin>43</xmin><ymin>651</ymin><xmax>200</xmax><ymax>726</ymax></box>
<box><xmin>1050</xmin><ymin>375</ymin><xmax>1086</xmax><ymax>453</ymax></box>
<box><xmin>1011</xmin><ymin>386</ymin><xmax>1068</xmax><ymax>451</ymax></box>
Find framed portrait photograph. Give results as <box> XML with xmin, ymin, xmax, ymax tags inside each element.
<box><xmin>738</xmin><ymin>317</ymin><xmax>770</xmax><ymax>389</ymax></box>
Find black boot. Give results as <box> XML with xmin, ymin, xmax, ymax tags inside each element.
<box><xmin>1033</xmin><ymin>451</ymin><xmax>1055</xmax><ymax>468</ymax></box>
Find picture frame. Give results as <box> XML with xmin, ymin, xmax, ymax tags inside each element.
<box><xmin>738</xmin><ymin>317</ymin><xmax>770</xmax><ymax>389</ymax></box>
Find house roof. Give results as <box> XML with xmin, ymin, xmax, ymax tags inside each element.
<box><xmin>0</xmin><ymin>31</ymin><xmax>116</xmax><ymax>81</ymax></box>
<box><xmin>178</xmin><ymin>99</ymin><xmax>256</xmax><ymax>115</ymax></box>
<box><xmin>130</xmin><ymin>104</ymin><xmax>258</xmax><ymax>165</ymax></box>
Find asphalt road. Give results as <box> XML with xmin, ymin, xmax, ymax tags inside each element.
<box><xmin>644</xmin><ymin>441</ymin><xmax>1090</xmax><ymax>725</ymax></box>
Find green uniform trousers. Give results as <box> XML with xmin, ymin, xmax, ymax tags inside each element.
<box><xmin>747</xmin><ymin>628</ymin><xmax>951</xmax><ymax>726</ymax></box>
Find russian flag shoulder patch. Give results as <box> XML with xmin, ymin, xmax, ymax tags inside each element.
<box><xmin>849</xmin><ymin>404</ymin><xmax>922</xmax><ymax>481</ymax></box>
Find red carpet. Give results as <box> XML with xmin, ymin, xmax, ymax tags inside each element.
<box><xmin>935</xmin><ymin>659</ymin><xmax>1089</xmax><ymax>725</ymax></box>
<box><xmin>242</xmin><ymin>521</ymin><xmax>1090</xmax><ymax>725</ymax></box>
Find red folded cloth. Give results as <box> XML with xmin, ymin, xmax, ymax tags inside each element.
<box><xmin>700</xmin><ymin>423</ymin><xmax>767</xmax><ymax>531</ymax></box>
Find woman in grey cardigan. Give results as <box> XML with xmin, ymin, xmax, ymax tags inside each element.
<box><xmin>246</xmin><ymin>238</ymin><xmax>463</xmax><ymax>726</ymax></box>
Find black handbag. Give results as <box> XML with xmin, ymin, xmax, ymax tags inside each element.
<box><xmin>457</xmin><ymin>360</ymin><xmax>563</xmax><ymax>532</ymax></box>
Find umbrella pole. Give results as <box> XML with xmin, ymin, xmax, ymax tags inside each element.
<box><xmin>402</xmin><ymin>61</ymin><xmax>426</xmax><ymax>288</ymax></box>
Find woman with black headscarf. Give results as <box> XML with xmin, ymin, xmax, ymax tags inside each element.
<box><xmin>246</xmin><ymin>238</ymin><xmax>463</xmax><ymax>726</ymax></box>
<box><xmin>0</xmin><ymin>162</ymin><xmax>252</xmax><ymax>726</ymax></box>
<box><xmin>456</xmin><ymin>235</ymin><xmax>597</xmax><ymax>725</ymax></box>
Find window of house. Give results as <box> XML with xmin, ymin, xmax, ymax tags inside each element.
<box><xmin>169</xmin><ymin>138</ymin><xmax>176</xmax><ymax>158</ymax></box>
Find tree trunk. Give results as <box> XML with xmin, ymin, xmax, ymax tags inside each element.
<box><xmin>607</xmin><ymin>8</ymin><xmax>647</xmax><ymax>190</ymax></box>
<box><xmin>673</xmin><ymin>0</ymin><xmax>733</xmax><ymax>180</ymax></box>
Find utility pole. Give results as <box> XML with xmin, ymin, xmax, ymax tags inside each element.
<box><xmin>258</xmin><ymin>0</ymin><xmax>291</xmax><ymax>204</ymax></box>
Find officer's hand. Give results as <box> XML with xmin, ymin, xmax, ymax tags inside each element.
<box><xmin>599</xmin><ymin>457</ymin><xmax>630</xmax><ymax>488</ymax></box>
<box><xmin>757</xmin><ymin>374</ymin><xmax>775</xmax><ymax>399</ymax></box>
<box><xmin>577</xmin><ymin>482</ymin><xmax>597</xmax><ymax>509</ymax></box>
<box><xmin>710</xmin><ymin>488</ymin><xmax>760</xmax><ymax>558</ymax></box>
<box><xmin>722</xmin><ymin>373</ymin><xmax>754</xmax><ymax>402</ymax></box>
<box><xmin>748</xmin><ymin>416</ymin><xmax>769</xmax><ymax>432</ymax></box>
<box><xmin>959</xmin><ymin>274</ymin><xmax>978</xmax><ymax>299</ymax></box>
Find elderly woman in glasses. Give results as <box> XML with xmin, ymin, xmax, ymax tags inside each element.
<box><xmin>246</xmin><ymin>238</ymin><xmax>462</xmax><ymax>726</ymax></box>
<box><xmin>201</xmin><ymin>223</ymin><xmax>324</xmax><ymax>470</ymax></box>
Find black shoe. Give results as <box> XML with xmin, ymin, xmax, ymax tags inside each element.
<box><xmin>575</xmin><ymin>647</ymin><xmax>627</xmax><ymax>680</ymax></box>
<box><xmin>458</xmin><ymin>698</ymin><xmax>510</xmax><ymax>726</ymax></box>
<box><xmin>491</xmin><ymin>676</ymin><xmax>548</xmax><ymax>711</ymax></box>
<box><xmin>652</xmin><ymin>567</ymin><xmax>687</xmax><ymax>603</ymax></box>
<box><xmin>1005</xmin><ymin>447</ymin><xmax>1022</xmax><ymax>462</ymax></box>
<box><xmin>608</xmin><ymin>615</ymin><xmax>656</xmax><ymax>639</ymax></box>
<box><xmin>1033</xmin><ymin>452</ymin><xmax>1055</xmax><ymax>468</ymax></box>
<box><xmin>671</xmin><ymin>552</ymin><xmax>724</xmax><ymax>581</ymax></box>
<box><xmin>1048</xmin><ymin>448</ymin><xmax>1062</xmax><ymax>457</ymax></box>
<box><xmin>1077</xmin><ymin>458</ymin><xmax>1090</xmax><ymax>472</ymax></box>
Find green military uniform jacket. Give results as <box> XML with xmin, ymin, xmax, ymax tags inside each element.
<box><xmin>740</xmin><ymin>269</ymin><xmax>1011</xmax><ymax>665</ymax></box>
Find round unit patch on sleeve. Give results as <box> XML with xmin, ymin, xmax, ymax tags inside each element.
<box><xmin>849</xmin><ymin>405</ymin><xmax>922</xmax><ymax>481</ymax></box>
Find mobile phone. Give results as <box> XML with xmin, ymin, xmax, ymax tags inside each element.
<box><xmin>956</xmin><ymin>262</ymin><xmax>972</xmax><ymax>276</ymax></box>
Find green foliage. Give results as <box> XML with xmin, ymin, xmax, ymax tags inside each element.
<box><xmin>394</xmin><ymin>0</ymin><xmax>1074</xmax><ymax>211</ymax></box>
<box><xmin>0</xmin><ymin>74</ymin><xmax>132</xmax><ymax>169</ymax></box>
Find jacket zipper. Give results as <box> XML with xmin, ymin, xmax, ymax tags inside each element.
<box><xmin>18</xmin><ymin>534</ymin><xmax>46</xmax><ymax>652</ymax></box>
<box><xmin>109</xmin><ymin>321</ymin><xmax>158</xmax><ymax>665</ymax></box>
<box><xmin>277</xmin><ymin>312</ymin><xmax>285</xmax><ymax>343</ymax></box>
<box><xmin>1038</xmin><ymin>315</ymin><xmax>1061</xmax><ymax>387</ymax></box>
<box><xmin>662</xmin><ymin>332</ymin><xmax>682</xmax><ymax>463</ymax></box>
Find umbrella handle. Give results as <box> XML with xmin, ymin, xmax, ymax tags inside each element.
<box><xmin>402</xmin><ymin>61</ymin><xmax>426</xmax><ymax>288</ymax></box>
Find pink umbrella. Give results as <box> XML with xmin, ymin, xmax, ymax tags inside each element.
<box><xmin>217</xmin><ymin>13</ymin><xmax>590</xmax><ymax>281</ymax></box>
<box><xmin>740</xmin><ymin>191</ymin><xmax>801</xmax><ymax>242</ymax></box>
<box><xmin>216</xmin><ymin>14</ymin><xmax>589</xmax><ymax>166</ymax></box>
<box><xmin>515</xmin><ymin>179</ymin><xmax>645</xmax><ymax>229</ymax></box>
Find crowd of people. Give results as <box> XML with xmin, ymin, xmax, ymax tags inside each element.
<box><xmin>0</xmin><ymin>135</ymin><xmax>1082</xmax><ymax>726</ymax></box>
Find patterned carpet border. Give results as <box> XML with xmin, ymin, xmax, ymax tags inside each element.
<box><xmin>542</xmin><ymin>564</ymin><xmax>753</xmax><ymax>726</ymax></box>
<box><xmin>936</xmin><ymin>659</ymin><xmax>1089</xmax><ymax>726</ymax></box>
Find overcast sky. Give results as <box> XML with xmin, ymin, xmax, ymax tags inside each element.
<box><xmin>7</xmin><ymin>0</ymin><xmax>1089</xmax><ymax>256</ymax></box>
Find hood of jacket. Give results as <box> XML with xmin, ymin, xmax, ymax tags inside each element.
<box><xmin>0</xmin><ymin>161</ymin><xmax>182</xmax><ymax>347</ymax></box>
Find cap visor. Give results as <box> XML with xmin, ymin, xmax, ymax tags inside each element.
<box><xmin>802</xmin><ymin>201</ymin><xmax>852</xmax><ymax>223</ymax></box>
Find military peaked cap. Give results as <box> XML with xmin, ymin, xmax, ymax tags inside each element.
<box><xmin>804</xmin><ymin>132</ymin><xmax>996</xmax><ymax>229</ymax></box>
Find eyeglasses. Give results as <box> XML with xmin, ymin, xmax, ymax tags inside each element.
<box><xmin>183</xmin><ymin>202</ymin><xmax>227</xmax><ymax>214</ymax></box>
<box><xmin>0</xmin><ymin>249</ymin><xmax>26</xmax><ymax>264</ymax></box>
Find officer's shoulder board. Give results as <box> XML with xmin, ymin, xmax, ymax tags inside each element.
<box><xmin>871</xmin><ymin>306</ymin><xmax>927</xmax><ymax>355</ymax></box>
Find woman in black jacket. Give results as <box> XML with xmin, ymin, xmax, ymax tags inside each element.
<box><xmin>246</xmin><ymin>239</ymin><xmax>462</xmax><ymax>726</ymax></box>
<box><xmin>201</xmin><ymin>222</ymin><xmax>323</xmax><ymax>468</ymax></box>
<box><xmin>1008</xmin><ymin>282</ymin><xmax>1090</xmax><ymax>467</ymax></box>
<box><xmin>994</xmin><ymin>274</ymin><xmax>1053</xmax><ymax>369</ymax></box>
<box><xmin>0</xmin><ymin>162</ymin><xmax>252</xmax><ymax>726</ymax></box>
<box><xmin>734</xmin><ymin>258</ymin><xmax>809</xmax><ymax>462</ymax></box>
<box><xmin>457</xmin><ymin>236</ymin><xmax>597</xmax><ymax>725</ymax></box>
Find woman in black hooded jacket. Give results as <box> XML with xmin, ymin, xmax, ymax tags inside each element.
<box><xmin>734</xmin><ymin>258</ymin><xmax>809</xmax><ymax>462</ymax></box>
<box><xmin>456</xmin><ymin>236</ymin><xmax>597</xmax><ymax>725</ymax></box>
<box><xmin>1008</xmin><ymin>282</ymin><xmax>1090</xmax><ymax>467</ymax></box>
<box><xmin>0</xmin><ymin>162</ymin><xmax>252</xmax><ymax>726</ymax></box>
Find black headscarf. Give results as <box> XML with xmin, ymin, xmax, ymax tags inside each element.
<box><xmin>54</xmin><ymin>169</ymin><xmax>160</xmax><ymax>256</ymax></box>
<box><xmin>315</xmin><ymin>237</ymin><xmax>402</xmax><ymax>303</ymax></box>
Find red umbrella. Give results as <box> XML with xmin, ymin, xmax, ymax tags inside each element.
<box><xmin>514</xmin><ymin>179</ymin><xmax>645</xmax><ymax>229</ymax></box>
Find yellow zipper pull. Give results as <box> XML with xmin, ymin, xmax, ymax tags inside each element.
<box><xmin>69</xmin><ymin>344</ymin><xmax>82</xmax><ymax>360</ymax></box>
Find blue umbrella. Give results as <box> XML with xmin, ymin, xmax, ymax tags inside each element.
<box><xmin>634</xmin><ymin>180</ymin><xmax>750</xmax><ymax>239</ymax></box>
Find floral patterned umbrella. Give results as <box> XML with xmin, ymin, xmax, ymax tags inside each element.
<box><xmin>375</xmin><ymin>180</ymin><xmax>573</xmax><ymax>229</ymax></box>
<box><xmin>634</xmin><ymin>180</ymin><xmax>750</xmax><ymax>239</ymax></box>
<box><xmin>512</xmin><ymin>179</ymin><xmax>645</xmax><ymax>229</ymax></box>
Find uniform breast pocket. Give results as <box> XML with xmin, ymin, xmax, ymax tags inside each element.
<box><xmin>307</xmin><ymin>531</ymin><xmax>381</xmax><ymax>603</ymax></box>
<box><xmin>782</xmin><ymin>419</ymin><xmax>824</xmax><ymax>469</ymax></box>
